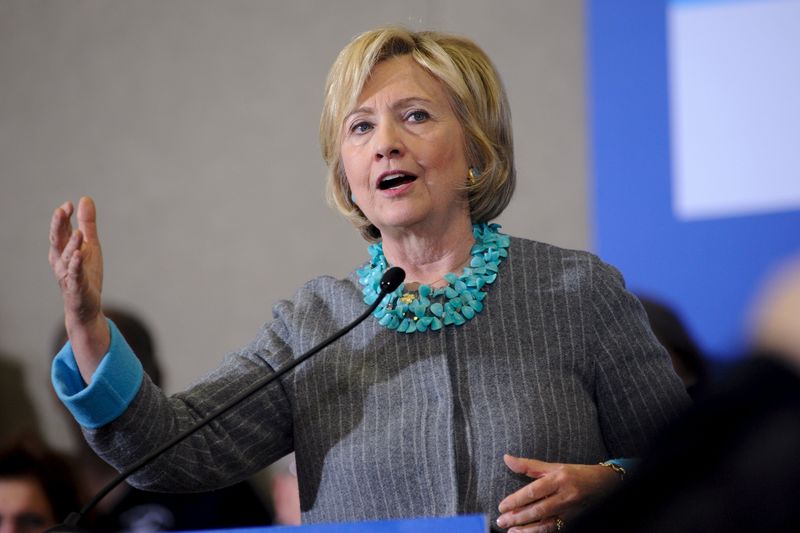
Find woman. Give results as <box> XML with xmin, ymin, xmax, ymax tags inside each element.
<box><xmin>49</xmin><ymin>27</ymin><xmax>689</xmax><ymax>532</ymax></box>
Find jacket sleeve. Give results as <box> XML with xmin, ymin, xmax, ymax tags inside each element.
<box><xmin>587</xmin><ymin>256</ymin><xmax>691</xmax><ymax>457</ymax></box>
<box><xmin>52</xmin><ymin>319</ymin><xmax>144</xmax><ymax>429</ymax></box>
<box><xmin>77</xmin><ymin>306</ymin><xmax>297</xmax><ymax>493</ymax></box>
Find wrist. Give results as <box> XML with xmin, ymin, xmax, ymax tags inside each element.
<box><xmin>66</xmin><ymin>313</ymin><xmax>110</xmax><ymax>382</ymax></box>
<box><xmin>598</xmin><ymin>460</ymin><xmax>627</xmax><ymax>481</ymax></box>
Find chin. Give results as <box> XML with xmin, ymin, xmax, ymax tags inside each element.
<box><xmin>371</xmin><ymin>210</ymin><xmax>430</xmax><ymax>234</ymax></box>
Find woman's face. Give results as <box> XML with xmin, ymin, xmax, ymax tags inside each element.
<box><xmin>340</xmin><ymin>55</ymin><xmax>470</xmax><ymax>238</ymax></box>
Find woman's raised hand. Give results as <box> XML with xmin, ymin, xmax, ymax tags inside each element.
<box><xmin>48</xmin><ymin>196</ymin><xmax>109</xmax><ymax>382</ymax></box>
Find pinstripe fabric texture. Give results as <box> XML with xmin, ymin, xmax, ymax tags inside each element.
<box><xmin>85</xmin><ymin>236</ymin><xmax>689</xmax><ymax>524</ymax></box>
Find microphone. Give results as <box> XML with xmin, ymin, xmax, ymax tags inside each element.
<box><xmin>47</xmin><ymin>267</ymin><xmax>405</xmax><ymax>532</ymax></box>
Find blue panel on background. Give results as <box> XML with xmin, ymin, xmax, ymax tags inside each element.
<box><xmin>178</xmin><ymin>514</ymin><xmax>486</xmax><ymax>533</ymax></box>
<box><xmin>586</xmin><ymin>0</ymin><xmax>800</xmax><ymax>359</ymax></box>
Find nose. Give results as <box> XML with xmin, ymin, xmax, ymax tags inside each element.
<box><xmin>373</xmin><ymin>122</ymin><xmax>404</xmax><ymax>161</ymax></box>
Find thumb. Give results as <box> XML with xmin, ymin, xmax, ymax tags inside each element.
<box><xmin>503</xmin><ymin>454</ymin><xmax>554</xmax><ymax>479</ymax></box>
<box><xmin>77</xmin><ymin>196</ymin><xmax>99</xmax><ymax>243</ymax></box>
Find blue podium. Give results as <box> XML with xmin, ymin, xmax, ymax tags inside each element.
<box><xmin>186</xmin><ymin>514</ymin><xmax>486</xmax><ymax>533</ymax></box>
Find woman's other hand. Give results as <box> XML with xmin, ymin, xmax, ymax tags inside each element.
<box><xmin>496</xmin><ymin>455</ymin><xmax>621</xmax><ymax>532</ymax></box>
<box><xmin>48</xmin><ymin>196</ymin><xmax>109</xmax><ymax>382</ymax></box>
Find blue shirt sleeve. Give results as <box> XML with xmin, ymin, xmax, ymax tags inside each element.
<box><xmin>607</xmin><ymin>458</ymin><xmax>639</xmax><ymax>472</ymax></box>
<box><xmin>51</xmin><ymin>318</ymin><xmax>144</xmax><ymax>429</ymax></box>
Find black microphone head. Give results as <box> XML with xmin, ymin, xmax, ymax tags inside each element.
<box><xmin>379</xmin><ymin>267</ymin><xmax>405</xmax><ymax>293</ymax></box>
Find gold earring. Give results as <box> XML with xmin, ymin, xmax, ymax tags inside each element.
<box><xmin>468</xmin><ymin>167</ymin><xmax>479</xmax><ymax>185</ymax></box>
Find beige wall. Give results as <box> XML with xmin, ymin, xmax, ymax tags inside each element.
<box><xmin>0</xmin><ymin>0</ymin><xmax>588</xmax><ymax>452</ymax></box>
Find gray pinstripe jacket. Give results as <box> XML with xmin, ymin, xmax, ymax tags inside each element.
<box><xmin>85</xmin><ymin>236</ymin><xmax>689</xmax><ymax>524</ymax></box>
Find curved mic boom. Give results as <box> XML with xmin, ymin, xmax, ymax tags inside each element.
<box><xmin>47</xmin><ymin>267</ymin><xmax>405</xmax><ymax>532</ymax></box>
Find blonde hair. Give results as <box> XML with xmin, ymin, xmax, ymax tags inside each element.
<box><xmin>320</xmin><ymin>26</ymin><xmax>516</xmax><ymax>241</ymax></box>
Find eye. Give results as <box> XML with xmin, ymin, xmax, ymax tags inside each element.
<box><xmin>406</xmin><ymin>110</ymin><xmax>430</xmax><ymax>123</ymax></box>
<box><xmin>349</xmin><ymin>121</ymin><xmax>373</xmax><ymax>135</ymax></box>
<box><xmin>16</xmin><ymin>513</ymin><xmax>46</xmax><ymax>531</ymax></box>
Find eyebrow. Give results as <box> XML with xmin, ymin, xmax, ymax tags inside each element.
<box><xmin>344</xmin><ymin>97</ymin><xmax>435</xmax><ymax>122</ymax></box>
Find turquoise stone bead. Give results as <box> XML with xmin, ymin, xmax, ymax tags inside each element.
<box><xmin>431</xmin><ymin>317</ymin><xmax>443</xmax><ymax>330</ymax></box>
<box><xmin>443</xmin><ymin>313</ymin><xmax>455</xmax><ymax>326</ymax></box>
<box><xmin>472</xmin><ymin>300</ymin><xmax>483</xmax><ymax>312</ymax></box>
<box><xmin>470</xmin><ymin>256</ymin><xmax>485</xmax><ymax>267</ymax></box>
<box><xmin>419</xmin><ymin>284</ymin><xmax>431</xmax><ymax>298</ymax></box>
<box><xmin>486</xmin><ymin>262</ymin><xmax>499</xmax><ymax>273</ymax></box>
<box><xmin>379</xmin><ymin>314</ymin><xmax>393</xmax><ymax>326</ymax></box>
<box><xmin>420</xmin><ymin>317</ymin><xmax>433</xmax><ymax>327</ymax></box>
<box><xmin>443</xmin><ymin>272</ymin><xmax>458</xmax><ymax>284</ymax></box>
<box><xmin>462</xmin><ymin>305</ymin><xmax>475</xmax><ymax>319</ymax></box>
<box><xmin>486</xmin><ymin>273</ymin><xmax>497</xmax><ymax>283</ymax></box>
<box><xmin>430</xmin><ymin>303</ymin><xmax>444</xmax><ymax>317</ymax></box>
<box><xmin>398</xmin><ymin>318</ymin><xmax>411</xmax><ymax>332</ymax></box>
<box><xmin>445</xmin><ymin>286</ymin><xmax>458</xmax><ymax>299</ymax></box>
<box><xmin>416</xmin><ymin>320</ymin><xmax>428</xmax><ymax>332</ymax></box>
<box><xmin>452</xmin><ymin>312</ymin><xmax>466</xmax><ymax>325</ymax></box>
<box><xmin>475</xmin><ymin>292</ymin><xmax>487</xmax><ymax>301</ymax></box>
<box><xmin>389</xmin><ymin>315</ymin><xmax>400</xmax><ymax>329</ymax></box>
<box><xmin>454</xmin><ymin>280</ymin><xmax>467</xmax><ymax>293</ymax></box>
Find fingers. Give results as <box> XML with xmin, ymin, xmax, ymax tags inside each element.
<box><xmin>499</xmin><ymin>462</ymin><xmax>618</xmax><ymax>532</ymax></box>
<box><xmin>498</xmin><ymin>456</ymin><xmax>569</xmax><ymax>531</ymax></box>
<box><xmin>76</xmin><ymin>196</ymin><xmax>99</xmax><ymax>243</ymax></box>
<box><xmin>61</xmin><ymin>230</ymin><xmax>84</xmax><ymax>269</ymax></box>
<box><xmin>499</xmin><ymin>474</ymin><xmax>557</xmax><ymax>514</ymax></box>
<box><xmin>66</xmin><ymin>245</ymin><xmax>85</xmax><ymax>292</ymax></box>
<box><xmin>504</xmin><ymin>517</ymin><xmax>563</xmax><ymax>533</ymax></box>
<box><xmin>51</xmin><ymin>230</ymin><xmax>84</xmax><ymax>290</ymax></box>
<box><xmin>48</xmin><ymin>202</ymin><xmax>74</xmax><ymax>267</ymax></box>
<box><xmin>503</xmin><ymin>455</ymin><xmax>555</xmax><ymax>478</ymax></box>
<box><xmin>497</xmin><ymin>481</ymin><xmax>567</xmax><ymax>532</ymax></box>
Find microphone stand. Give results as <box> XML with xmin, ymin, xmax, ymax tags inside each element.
<box><xmin>47</xmin><ymin>267</ymin><xmax>405</xmax><ymax>532</ymax></box>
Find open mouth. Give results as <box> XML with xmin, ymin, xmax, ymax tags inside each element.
<box><xmin>378</xmin><ymin>173</ymin><xmax>417</xmax><ymax>190</ymax></box>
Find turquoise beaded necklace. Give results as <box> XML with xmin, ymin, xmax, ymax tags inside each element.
<box><xmin>357</xmin><ymin>223</ymin><xmax>510</xmax><ymax>333</ymax></box>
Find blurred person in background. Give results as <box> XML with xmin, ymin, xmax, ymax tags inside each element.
<box><xmin>638</xmin><ymin>296</ymin><xmax>710</xmax><ymax>400</ymax></box>
<box><xmin>264</xmin><ymin>454</ymin><xmax>301</xmax><ymax>526</ymax></box>
<box><xmin>749</xmin><ymin>254</ymin><xmax>800</xmax><ymax>369</ymax></box>
<box><xmin>0</xmin><ymin>435</ymin><xmax>80</xmax><ymax>533</ymax></box>
<box><xmin>0</xmin><ymin>357</ymin><xmax>41</xmax><ymax>447</ymax></box>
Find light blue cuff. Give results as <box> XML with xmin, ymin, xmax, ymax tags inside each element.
<box><xmin>51</xmin><ymin>319</ymin><xmax>144</xmax><ymax>429</ymax></box>
<box><xmin>606</xmin><ymin>457</ymin><xmax>639</xmax><ymax>472</ymax></box>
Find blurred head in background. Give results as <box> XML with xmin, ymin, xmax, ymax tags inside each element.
<box><xmin>749</xmin><ymin>254</ymin><xmax>800</xmax><ymax>372</ymax></box>
<box><xmin>638</xmin><ymin>296</ymin><xmax>709</xmax><ymax>400</ymax></box>
<box><xmin>0</xmin><ymin>435</ymin><xmax>80</xmax><ymax>533</ymax></box>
